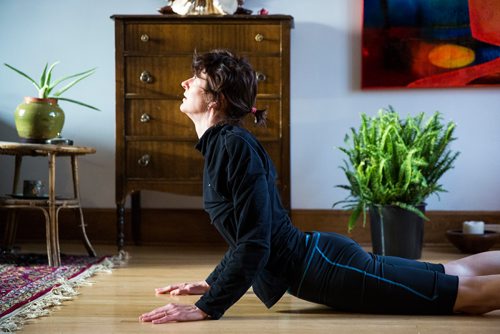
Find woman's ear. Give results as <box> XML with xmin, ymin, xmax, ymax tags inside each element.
<box><xmin>207</xmin><ymin>101</ymin><xmax>218</xmax><ymax>111</ymax></box>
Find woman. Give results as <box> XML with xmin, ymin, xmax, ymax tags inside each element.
<box><xmin>140</xmin><ymin>49</ymin><xmax>500</xmax><ymax>324</ymax></box>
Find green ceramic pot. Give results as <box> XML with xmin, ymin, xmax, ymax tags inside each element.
<box><xmin>14</xmin><ymin>97</ymin><xmax>65</xmax><ymax>143</ymax></box>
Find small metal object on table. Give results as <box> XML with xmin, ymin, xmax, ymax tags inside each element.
<box><xmin>0</xmin><ymin>141</ymin><xmax>97</xmax><ymax>266</ymax></box>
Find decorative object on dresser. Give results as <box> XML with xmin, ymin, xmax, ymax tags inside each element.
<box><xmin>170</xmin><ymin>0</ymin><xmax>238</xmax><ymax>15</ymax></box>
<box><xmin>111</xmin><ymin>14</ymin><xmax>293</xmax><ymax>251</ymax></box>
<box><xmin>3</xmin><ymin>62</ymin><xmax>99</xmax><ymax>143</ymax></box>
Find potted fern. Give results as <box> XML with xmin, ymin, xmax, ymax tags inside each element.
<box><xmin>334</xmin><ymin>107</ymin><xmax>459</xmax><ymax>258</ymax></box>
<box><xmin>4</xmin><ymin>61</ymin><xmax>99</xmax><ymax>143</ymax></box>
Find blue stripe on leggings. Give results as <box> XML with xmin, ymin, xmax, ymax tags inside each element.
<box><xmin>297</xmin><ymin>232</ymin><xmax>438</xmax><ymax>302</ymax></box>
<box><xmin>296</xmin><ymin>232</ymin><xmax>320</xmax><ymax>294</ymax></box>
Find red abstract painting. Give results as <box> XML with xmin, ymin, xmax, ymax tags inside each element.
<box><xmin>362</xmin><ymin>0</ymin><xmax>500</xmax><ymax>88</ymax></box>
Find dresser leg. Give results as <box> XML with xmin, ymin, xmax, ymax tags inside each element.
<box><xmin>117</xmin><ymin>203</ymin><xmax>125</xmax><ymax>252</ymax></box>
<box><xmin>131</xmin><ymin>192</ymin><xmax>141</xmax><ymax>246</ymax></box>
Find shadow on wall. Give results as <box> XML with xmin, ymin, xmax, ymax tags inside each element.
<box><xmin>291</xmin><ymin>22</ymin><xmax>343</xmax><ymax>98</ymax></box>
<box><xmin>0</xmin><ymin>118</ymin><xmax>73</xmax><ymax>198</ymax></box>
<box><xmin>0</xmin><ymin>117</ymin><xmax>18</xmax><ymax>195</ymax></box>
<box><xmin>0</xmin><ymin>117</ymin><xmax>18</xmax><ymax>141</ymax></box>
<box><xmin>291</xmin><ymin>22</ymin><xmax>362</xmax><ymax>98</ymax></box>
<box><xmin>347</xmin><ymin>0</ymin><xmax>363</xmax><ymax>92</ymax></box>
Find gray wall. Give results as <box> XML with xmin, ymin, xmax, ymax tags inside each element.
<box><xmin>1</xmin><ymin>0</ymin><xmax>499</xmax><ymax>211</ymax></box>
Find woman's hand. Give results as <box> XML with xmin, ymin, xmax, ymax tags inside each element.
<box><xmin>155</xmin><ymin>280</ymin><xmax>210</xmax><ymax>295</ymax></box>
<box><xmin>139</xmin><ymin>303</ymin><xmax>208</xmax><ymax>324</ymax></box>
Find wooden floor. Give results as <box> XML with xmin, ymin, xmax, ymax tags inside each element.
<box><xmin>15</xmin><ymin>242</ymin><xmax>500</xmax><ymax>334</ymax></box>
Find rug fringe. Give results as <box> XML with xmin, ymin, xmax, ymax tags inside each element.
<box><xmin>0</xmin><ymin>253</ymin><xmax>126</xmax><ymax>333</ymax></box>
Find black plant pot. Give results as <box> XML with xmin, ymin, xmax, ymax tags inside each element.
<box><xmin>369</xmin><ymin>204</ymin><xmax>425</xmax><ymax>259</ymax></box>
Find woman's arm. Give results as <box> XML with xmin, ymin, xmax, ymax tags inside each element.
<box><xmin>194</xmin><ymin>134</ymin><xmax>273</xmax><ymax>319</ymax></box>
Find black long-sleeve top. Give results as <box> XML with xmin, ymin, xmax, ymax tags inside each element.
<box><xmin>194</xmin><ymin>124</ymin><xmax>306</xmax><ymax>319</ymax></box>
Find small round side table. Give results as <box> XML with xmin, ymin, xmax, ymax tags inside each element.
<box><xmin>0</xmin><ymin>141</ymin><xmax>97</xmax><ymax>266</ymax></box>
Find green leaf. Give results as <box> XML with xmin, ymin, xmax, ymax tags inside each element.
<box><xmin>39</xmin><ymin>63</ymin><xmax>49</xmax><ymax>91</ymax></box>
<box><xmin>347</xmin><ymin>204</ymin><xmax>363</xmax><ymax>232</ymax></box>
<box><xmin>4</xmin><ymin>63</ymin><xmax>40</xmax><ymax>90</ymax></box>
<box><xmin>50</xmin><ymin>68</ymin><xmax>96</xmax><ymax>96</ymax></box>
<box><xmin>43</xmin><ymin>61</ymin><xmax>60</xmax><ymax>96</ymax></box>
<box><xmin>55</xmin><ymin>97</ymin><xmax>100</xmax><ymax>111</ymax></box>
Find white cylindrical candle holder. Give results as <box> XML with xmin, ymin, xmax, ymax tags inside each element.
<box><xmin>462</xmin><ymin>221</ymin><xmax>485</xmax><ymax>234</ymax></box>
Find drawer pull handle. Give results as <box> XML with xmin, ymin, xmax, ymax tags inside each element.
<box><xmin>140</xmin><ymin>71</ymin><xmax>154</xmax><ymax>83</ymax></box>
<box><xmin>140</xmin><ymin>113</ymin><xmax>151</xmax><ymax>123</ymax></box>
<box><xmin>254</xmin><ymin>33</ymin><xmax>264</xmax><ymax>42</ymax></box>
<box><xmin>255</xmin><ymin>72</ymin><xmax>267</xmax><ymax>82</ymax></box>
<box><xmin>138</xmin><ymin>154</ymin><xmax>151</xmax><ymax>167</ymax></box>
<box><xmin>140</xmin><ymin>34</ymin><xmax>150</xmax><ymax>42</ymax></box>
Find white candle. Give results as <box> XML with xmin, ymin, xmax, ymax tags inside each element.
<box><xmin>462</xmin><ymin>221</ymin><xmax>485</xmax><ymax>234</ymax></box>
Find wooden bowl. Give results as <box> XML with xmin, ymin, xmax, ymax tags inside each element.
<box><xmin>445</xmin><ymin>230</ymin><xmax>500</xmax><ymax>254</ymax></box>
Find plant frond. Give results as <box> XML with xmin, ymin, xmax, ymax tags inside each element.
<box><xmin>334</xmin><ymin>107</ymin><xmax>459</xmax><ymax>231</ymax></box>
<box><xmin>52</xmin><ymin>68</ymin><xmax>96</xmax><ymax>97</ymax></box>
<box><xmin>4</xmin><ymin>63</ymin><xmax>40</xmax><ymax>90</ymax></box>
<box><xmin>55</xmin><ymin>97</ymin><xmax>100</xmax><ymax>111</ymax></box>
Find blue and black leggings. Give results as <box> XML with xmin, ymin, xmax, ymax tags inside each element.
<box><xmin>288</xmin><ymin>232</ymin><xmax>459</xmax><ymax>314</ymax></box>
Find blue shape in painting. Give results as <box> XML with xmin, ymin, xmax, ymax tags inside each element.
<box><xmin>364</xmin><ymin>0</ymin><xmax>470</xmax><ymax>28</ymax></box>
<box><xmin>419</xmin><ymin>0</ymin><xmax>470</xmax><ymax>27</ymax></box>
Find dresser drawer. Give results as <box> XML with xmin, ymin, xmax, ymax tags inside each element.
<box><xmin>126</xmin><ymin>141</ymin><xmax>203</xmax><ymax>180</ymax></box>
<box><xmin>125</xmin><ymin>23</ymin><xmax>282</xmax><ymax>54</ymax></box>
<box><xmin>126</xmin><ymin>140</ymin><xmax>281</xmax><ymax>181</ymax></box>
<box><xmin>126</xmin><ymin>99</ymin><xmax>281</xmax><ymax>140</ymax></box>
<box><xmin>125</xmin><ymin>56</ymin><xmax>189</xmax><ymax>98</ymax></box>
<box><xmin>126</xmin><ymin>56</ymin><xmax>282</xmax><ymax>97</ymax></box>
<box><xmin>125</xmin><ymin>100</ymin><xmax>195</xmax><ymax>139</ymax></box>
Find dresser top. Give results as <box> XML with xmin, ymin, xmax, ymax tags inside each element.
<box><xmin>111</xmin><ymin>14</ymin><xmax>294</xmax><ymax>26</ymax></box>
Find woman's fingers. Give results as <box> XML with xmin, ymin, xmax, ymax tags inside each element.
<box><xmin>155</xmin><ymin>284</ymin><xmax>188</xmax><ymax>295</ymax></box>
<box><xmin>170</xmin><ymin>285</ymin><xmax>190</xmax><ymax>295</ymax></box>
<box><xmin>155</xmin><ymin>281</ymin><xmax>209</xmax><ymax>295</ymax></box>
<box><xmin>139</xmin><ymin>303</ymin><xmax>208</xmax><ymax>324</ymax></box>
<box><xmin>139</xmin><ymin>305</ymin><xmax>170</xmax><ymax>322</ymax></box>
<box><xmin>155</xmin><ymin>285</ymin><xmax>175</xmax><ymax>294</ymax></box>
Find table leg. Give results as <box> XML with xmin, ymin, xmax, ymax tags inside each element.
<box><xmin>71</xmin><ymin>156</ymin><xmax>96</xmax><ymax>257</ymax></box>
<box><xmin>2</xmin><ymin>211</ymin><xmax>17</xmax><ymax>252</ymax></box>
<box><xmin>47</xmin><ymin>153</ymin><xmax>61</xmax><ymax>266</ymax></box>
<box><xmin>12</xmin><ymin>155</ymin><xmax>22</xmax><ymax>194</ymax></box>
<box><xmin>2</xmin><ymin>155</ymin><xmax>23</xmax><ymax>251</ymax></box>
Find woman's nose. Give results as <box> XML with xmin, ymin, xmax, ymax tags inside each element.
<box><xmin>181</xmin><ymin>76</ymin><xmax>195</xmax><ymax>90</ymax></box>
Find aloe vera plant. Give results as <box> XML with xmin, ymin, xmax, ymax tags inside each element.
<box><xmin>334</xmin><ymin>107</ymin><xmax>459</xmax><ymax>232</ymax></box>
<box><xmin>4</xmin><ymin>61</ymin><xmax>99</xmax><ymax>110</ymax></box>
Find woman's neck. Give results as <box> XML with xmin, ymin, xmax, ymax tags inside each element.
<box><xmin>192</xmin><ymin>112</ymin><xmax>222</xmax><ymax>139</ymax></box>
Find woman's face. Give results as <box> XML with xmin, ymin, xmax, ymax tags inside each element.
<box><xmin>180</xmin><ymin>73</ymin><xmax>210</xmax><ymax>117</ymax></box>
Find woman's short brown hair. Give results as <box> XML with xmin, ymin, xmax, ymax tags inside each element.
<box><xmin>192</xmin><ymin>49</ymin><xmax>266</xmax><ymax>126</ymax></box>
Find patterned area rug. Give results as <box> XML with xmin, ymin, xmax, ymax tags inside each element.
<box><xmin>0</xmin><ymin>252</ymin><xmax>123</xmax><ymax>333</ymax></box>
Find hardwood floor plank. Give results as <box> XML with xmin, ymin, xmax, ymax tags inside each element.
<box><xmin>14</xmin><ymin>243</ymin><xmax>500</xmax><ymax>333</ymax></box>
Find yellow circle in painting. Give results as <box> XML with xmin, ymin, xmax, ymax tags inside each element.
<box><xmin>428</xmin><ymin>44</ymin><xmax>475</xmax><ymax>69</ymax></box>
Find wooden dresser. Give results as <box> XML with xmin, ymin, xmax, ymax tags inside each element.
<box><xmin>112</xmin><ymin>14</ymin><xmax>293</xmax><ymax>250</ymax></box>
